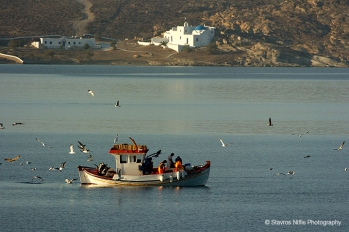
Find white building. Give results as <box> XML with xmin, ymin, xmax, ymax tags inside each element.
<box><xmin>31</xmin><ymin>36</ymin><xmax>97</xmax><ymax>49</ymax></box>
<box><xmin>163</xmin><ymin>21</ymin><xmax>215</xmax><ymax>52</ymax></box>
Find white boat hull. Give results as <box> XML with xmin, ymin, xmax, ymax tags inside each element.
<box><xmin>78</xmin><ymin>164</ymin><xmax>210</xmax><ymax>187</ymax></box>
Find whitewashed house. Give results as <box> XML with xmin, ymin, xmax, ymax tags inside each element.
<box><xmin>32</xmin><ymin>36</ymin><xmax>97</xmax><ymax>49</ymax></box>
<box><xmin>163</xmin><ymin>21</ymin><xmax>215</xmax><ymax>52</ymax></box>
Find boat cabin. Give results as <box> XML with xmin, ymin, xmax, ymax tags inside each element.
<box><xmin>109</xmin><ymin>143</ymin><xmax>148</xmax><ymax>176</ymax></box>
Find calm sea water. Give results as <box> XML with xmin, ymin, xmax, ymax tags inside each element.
<box><xmin>0</xmin><ymin>65</ymin><xmax>348</xmax><ymax>231</ymax></box>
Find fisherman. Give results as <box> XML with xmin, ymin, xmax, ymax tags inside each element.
<box><xmin>158</xmin><ymin>160</ymin><xmax>166</xmax><ymax>174</ymax></box>
<box><xmin>167</xmin><ymin>153</ymin><xmax>175</xmax><ymax>169</ymax></box>
<box><xmin>175</xmin><ymin>156</ymin><xmax>182</xmax><ymax>164</ymax></box>
<box><xmin>175</xmin><ymin>159</ymin><xmax>183</xmax><ymax>172</ymax></box>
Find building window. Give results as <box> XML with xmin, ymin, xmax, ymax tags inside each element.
<box><xmin>68</xmin><ymin>42</ymin><xmax>70</xmax><ymax>45</ymax></box>
<box><xmin>79</xmin><ymin>42</ymin><xmax>81</xmax><ymax>44</ymax></box>
<box><xmin>180</xmin><ymin>36</ymin><xmax>181</xmax><ymax>40</ymax></box>
<box><xmin>58</xmin><ymin>42</ymin><xmax>61</xmax><ymax>44</ymax></box>
<box><xmin>44</xmin><ymin>41</ymin><xmax>47</xmax><ymax>44</ymax></box>
<box><xmin>49</xmin><ymin>41</ymin><xmax>52</xmax><ymax>44</ymax></box>
<box><xmin>196</xmin><ymin>38</ymin><xmax>198</xmax><ymax>42</ymax></box>
<box><xmin>73</xmin><ymin>42</ymin><xmax>76</xmax><ymax>45</ymax></box>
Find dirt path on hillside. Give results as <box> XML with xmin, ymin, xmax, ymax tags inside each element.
<box><xmin>72</xmin><ymin>0</ymin><xmax>95</xmax><ymax>36</ymax></box>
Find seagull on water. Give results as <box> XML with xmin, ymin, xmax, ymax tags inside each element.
<box><xmin>88</xmin><ymin>90</ymin><xmax>94</xmax><ymax>97</ymax></box>
<box><xmin>287</xmin><ymin>170</ymin><xmax>296</xmax><ymax>175</ymax></box>
<box><xmin>345</xmin><ymin>168</ymin><xmax>347</xmax><ymax>172</ymax></box>
<box><xmin>304</xmin><ymin>155</ymin><xmax>311</xmax><ymax>158</ymax></box>
<box><xmin>0</xmin><ymin>123</ymin><xmax>4</xmax><ymax>129</ymax></box>
<box><xmin>31</xmin><ymin>168</ymin><xmax>37</xmax><ymax>171</ymax></box>
<box><xmin>35</xmin><ymin>138</ymin><xmax>52</xmax><ymax>148</ymax></box>
<box><xmin>267</xmin><ymin>117</ymin><xmax>273</xmax><ymax>126</ymax></box>
<box><xmin>69</xmin><ymin>144</ymin><xmax>76</xmax><ymax>154</ymax></box>
<box><xmin>274</xmin><ymin>172</ymin><xmax>285</xmax><ymax>176</ymax></box>
<box><xmin>32</xmin><ymin>176</ymin><xmax>43</xmax><ymax>181</ymax></box>
<box><xmin>334</xmin><ymin>141</ymin><xmax>345</xmax><ymax>150</ymax></box>
<box><xmin>4</xmin><ymin>155</ymin><xmax>20</xmax><ymax>163</ymax></box>
<box><xmin>65</xmin><ymin>178</ymin><xmax>77</xmax><ymax>184</ymax></box>
<box><xmin>115</xmin><ymin>100</ymin><xmax>120</xmax><ymax>107</ymax></box>
<box><xmin>219</xmin><ymin>138</ymin><xmax>232</xmax><ymax>147</ymax></box>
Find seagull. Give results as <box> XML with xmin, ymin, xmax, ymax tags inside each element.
<box><xmin>59</xmin><ymin>162</ymin><xmax>66</xmax><ymax>171</ymax></box>
<box><xmin>292</xmin><ymin>131</ymin><xmax>309</xmax><ymax>137</ymax></box>
<box><xmin>304</xmin><ymin>155</ymin><xmax>311</xmax><ymax>158</ymax></box>
<box><xmin>35</xmin><ymin>138</ymin><xmax>52</xmax><ymax>148</ymax></box>
<box><xmin>26</xmin><ymin>161</ymin><xmax>31</xmax><ymax>165</ymax></box>
<box><xmin>114</xmin><ymin>133</ymin><xmax>118</xmax><ymax>143</ymax></box>
<box><xmin>0</xmin><ymin>123</ymin><xmax>4</xmax><ymax>129</ymax></box>
<box><xmin>69</xmin><ymin>144</ymin><xmax>76</xmax><ymax>154</ymax></box>
<box><xmin>32</xmin><ymin>176</ymin><xmax>43</xmax><ymax>181</ymax></box>
<box><xmin>81</xmin><ymin>146</ymin><xmax>90</xmax><ymax>153</ymax></box>
<box><xmin>345</xmin><ymin>168</ymin><xmax>347</xmax><ymax>172</ymax></box>
<box><xmin>4</xmin><ymin>155</ymin><xmax>20</xmax><ymax>163</ymax></box>
<box><xmin>267</xmin><ymin>117</ymin><xmax>273</xmax><ymax>126</ymax></box>
<box><xmin>78</xmin><ymin>141</ymin><xmax>86</xmax><ymax>150</ymax></box>
<box><xmin>219</xmin><ymin>138</ymin><xmax>232</xmax><ymax>147</ymax></box>
<box><xmin>269</xmin><ymin>168</ymin><xmax>273</xmax><ymax>170</ymax></box>
<box><xmin>274</xmin><ymin>172</ymin><xmax>285</xmax><ymax>175</ymax></box>
<box><xmin>334</xmin><ymin>141</ymin><xmax>345</xmax><ymax>150</ymax></box>
<box><xmin>65</xmin><ymin>178</ymin><xmax>77</xmax><ymax>184</ymax></box>
<box><xmin>31</xmin><ymin>168</ymin><xmax>37</xmax><ymax>171</ymax></box>
<box><xmin>49</xmin><ymin>166</ymin><xmax>59</xmax><ymax>171</ymax></box>
<box><xmin>287</xmin><ymin>170</ymin><xmax>296</xmax><ymax>175</ymax></box>
<box><xmin>115</xmin><ymin>100</ymin><xmax>120</xmax><ymax>107</ymax></box>
<box><xmin>12</xmin><ymin>122</ymin><xmax>24</xmax><ymax>126</ymax></box>
<box><xmin>88</xmin><ymin>90</ymin><xmax>94</xmax><ymax>97</ymax></box>
<box><xmin>87</xmin><ymin>155</ymin><xmax>93</xmax><ymax>162</ymax></box>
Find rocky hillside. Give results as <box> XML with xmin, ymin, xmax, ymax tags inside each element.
<box><xmin>1</xmin><ymin>0</ymin><xmax>349</xmax><ymax>66</ymax></box>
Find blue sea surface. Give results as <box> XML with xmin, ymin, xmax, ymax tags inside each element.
<box><xmin>0</xmin><ymin>65</ymin><xmax>348</xmax><ymax>231</ymax></box>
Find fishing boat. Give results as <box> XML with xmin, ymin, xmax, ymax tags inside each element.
<box><xmin>77</xmin><ymin>137</ymin><xmax>210</xmax><ymax>186</ymax></box>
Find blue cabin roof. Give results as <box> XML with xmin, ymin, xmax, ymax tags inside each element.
<box><xmin>195</xmin><ymin>25</ymin><xmax>207</xmax><ymax>30</ymax></box>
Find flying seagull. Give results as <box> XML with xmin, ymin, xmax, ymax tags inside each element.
<box><xmin>32</xmin><ymin>176</ymin><xmax>43</xmax><ymax>181</ymax></box>
<box><xmin>334</xmin><ymin>141</ymin><xmax>345</xmax><ymax>150</ymax></box>
<box><xmin>114</xmin><ymin>133</ymin><xmax>118</xmax><ymax>143</ymax></box>
<box><xmin>65</xmin><ymin>178</ymin><xmax>77</xmax><ymax>184</ymax></box>
<box><xmin>49</xmin><ymin>166</ymin><xmax>60</xmax><ymax>171</ymax></box>
<box><xmin>219</xmin><ymin>138</ymin><xmax>232</xmax><ymax>147</ymax></box>
<box><xmin>12</xmin><ymin>122</ymin><xmax>24</xmax><ymax>126</ymax></box>
<box><xmin>87</xmin><ymin>155</ymin><xmax>93</xmax><ymax>162</ymax></box>
<box><xmin>88</xmin><ymin>90</ymin><xmax>94</xmax><ymax>97</ymax></box>
<box><xmin>69</xmin><ymin>144</ymin><xmax>76</xmax><ymax>154</ymax></box>
<box><xmin>115</xmin><ymin>100</ymin><xmax>120</xmax><ymax>107</ymax></box>
<box><xmin>77</xmin><ymin>141</ymin><xmax>90</xmax><ymax>153</ymax></box>
<box><xmin>293</xmin><ymin>131</ymin><xmax>309</xmax><ymax>137</ymax></box>
<box><xmin>267</xmin><ymin>117</ymin><xmax>273</xmax><ymax>126</ymax></box>
<box><xmin>59</xmin><ymin>162</ymin><xmax>66</xmax><ymax>171</ymax></box>
<box><xmin>5</xmin><ymin>155</ymin><xmax>20</xmax><ymax>163</ymax></box>
<box><xmin>35</xmin><ymin>138</ymin><xmax>52</xmax><ymax>148</ymax></box>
